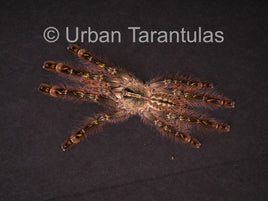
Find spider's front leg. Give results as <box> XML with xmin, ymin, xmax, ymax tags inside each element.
<box><xmin>39</xmin><ymin>84</ymin><xmax>118</xmax><ymax>107</ymax></box>
<box><xmin>67</xmin><ymin>44</ymin><xmax>134</xmax><ymax>84</ymax></box>
<box><xmin>67</xmin><ymin>44</ymin><xmax>118</xmax><ymax>75</ymax></box>
<box><xmin>43</xmin><ymin>61</ymin><xmax>112</xmax><ymax>86</ymax></box>
<box><xmin>61</xmin><ymin>110</ymin><xmax>129</xmax><ymax>151</ymax></box>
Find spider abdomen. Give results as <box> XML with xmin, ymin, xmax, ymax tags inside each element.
<box><xmin>149</xmin><ymin>94</ymin><xmax>177</xmax><ymax>110</ymax></box>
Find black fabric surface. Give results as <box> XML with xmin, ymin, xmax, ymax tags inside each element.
<box><xmin>1</xmin><ymin>1</ymin><xmax>267</xmax><ymax>201</ymax></box>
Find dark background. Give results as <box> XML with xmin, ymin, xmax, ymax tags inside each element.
<box><xmin>1</xmin><ymin>0</ymin><xmax>267</xmax><ymax>201</ymax></box>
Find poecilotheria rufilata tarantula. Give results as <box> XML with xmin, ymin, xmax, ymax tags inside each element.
<box><xmin>39</xmin><ymin>45</ymin><xmax>235</xmax><ymax>151</ymax></box>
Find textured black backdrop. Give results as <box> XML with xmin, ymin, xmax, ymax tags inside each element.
<box><xmin>1</xmin><ymin>1</ymin><xmax>267</xmax><ymax>201</ymax></box>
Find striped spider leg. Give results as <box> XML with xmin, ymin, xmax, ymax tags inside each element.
<box><xmin>39</xmin><ymin>44</ymin><xmax>235</xmax><ymax>151</ymax></box>
<box><xmin>142</xmin><ymin>77</ymin><xmax>235</xmax><ymax>147</ymax></box>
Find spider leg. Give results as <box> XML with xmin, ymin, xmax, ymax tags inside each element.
<box><xmin>142</xmin><ymin>111</ymin><xmax>201</xmax><ymax>148</ymax></box>
<box><xmin>67</xmin><ymin>44</ymin><xmax>135</xmax><ymax>84</ymax></box>
<box><xmin>39</xmin><ymin>84</ymin><xmax>118</xmax><ymax>107</ymax></box>
<box><xmin>61</xmin><ymin>110</ymin><xmax>129</xmax><ymax>151</ymax></box>
<box><xmin>149</xmin><ymin>108</ymin><xmax>231</xmax><ymax>132</ymax></box>
<box><xmin>42</xmin><ymin>60</ymin><xmax>136</xmax><ymax>101</ymax></box>
<box><xmin>152</xmin><ymin>88</ymin><xmax>235</xmax><ymax>108</ymax></box>
<box><xmin>67</xmin><ymin>44</ymin><xmax>117</xmax><ymax>74</ymax></box>
<box><xmin>150</xmin><ymin>77</ymin><xmax>214</xmax><ymax>89</ymax></box>
<box><xmin>43</xmin><ymin>61</ymin><xmax>112</xmax><ymax>84</ymax></box>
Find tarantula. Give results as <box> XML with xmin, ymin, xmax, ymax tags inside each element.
<box><xmin>39</xmin><ymin>44</ymin><xmax>235</xmax><ymax>151</ymax></box>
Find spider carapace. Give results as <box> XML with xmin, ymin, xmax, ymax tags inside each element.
<box><xmin>39</xmin><ymin>45</ymin><xmax>235</xmax><ymax>151</ymax></box>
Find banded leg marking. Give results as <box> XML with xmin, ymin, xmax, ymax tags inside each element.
<box><xmin>67</xmin><ymin>45</ymin><xmax>134</xmax><ymax>83</ymax></box>
<box><xmin>67</xmin><ymin>44</ymin><xmax>118</xmax><ymax>75</ymax></box>
<box><xmin>150</xmin><ymin>109</ymin><xmax>230</xmax><ymax>132</ymax></box>
<box><xmin>61</xmin><ymin>111</ymin><xmax>128</xmax><ymax>151</ymax></box>
<box><xmin>142</xmin><ymin>111</ymin><xmax>201</xmax><ymax>148</ymax></box>
<box><xmin>182</xmin><ymin>91</ymin><xmax>235</xmax><ymax>108</ymax></box>
<box><xmin>155</xmin><ymin>88</ymin><xmax>235</xmax><ymax>108</ymax></box>
<box><xmin>150</xmin><ymin>79</ymin><xmax>213</xmax><ymax>89</ymax></box>
<box><xmin>43</xmin><ymin>61</ymin><xmax>107</xmax><ymax>82</ymax></box>
<box><xmin>39</xmin><ymin>84</ymin><xmax>117</xmax><ymax>107</ymax></box>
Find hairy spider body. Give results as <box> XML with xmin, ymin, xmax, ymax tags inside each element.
<box><xmin>122</xmin><ymin>83</ymin><xmax>149</xmax><ymax>110</ymax></box>
<box><xmin>39</xmin><ymin>45</ymin><xmax>235</xmax><ymax>151</ymax></box>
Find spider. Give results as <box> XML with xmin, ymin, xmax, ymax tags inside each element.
<box><xmin>39</xmin><ymin>44</ymin><xmax>235</xmax><ymax>151</ymax></box>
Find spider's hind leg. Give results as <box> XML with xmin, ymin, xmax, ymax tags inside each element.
<box><xmin>149</xmin><ymin>108</ymin><xmax>231</xmax><ymax>132</ymax></box>
<box><xmin>153</xmin><ymin>87</ymin><xmax>235</xmax><ymax>108</ymax></box>
<box><xmin>142</xmin><ymin>111</ymin><xmax>201</xmax><ymax>148</ymax></box>
<box><xmin>149</xmin><ymin>76</ymin><xmax>214</xmax><ymax>90</ymax></box>
<box><xmin>149</xmin><ymin>75</ymin><xmax>235</xmax><ymax>108</ymax></box>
